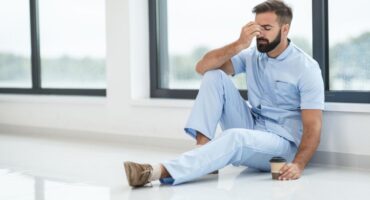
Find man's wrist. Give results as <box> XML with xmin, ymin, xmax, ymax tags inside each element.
<box><xmin>233</xmin><ymin>40</ymin><xmax>247</xmax><ymax>52</ymax></box>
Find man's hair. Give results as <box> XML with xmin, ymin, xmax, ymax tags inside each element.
<box><xmin>252</xmin><ymin>0</ymin><xmax>293</xmax><ymax>25</ymax></box>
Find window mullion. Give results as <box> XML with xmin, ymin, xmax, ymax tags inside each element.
<box><xmin>29</xmin><ymin>0</ymin><xmax>41</xmax><ymax>90</ymax></box>
<box><xmin>312</xmin><ymin>0</ymin><xmax>329</xmax><ymax>91</ymax></box>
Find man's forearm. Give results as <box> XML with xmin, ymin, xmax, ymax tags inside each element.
<box><xmin>195</xmin><ymin>41</ymin><xmax>244</xmax><ymax>75</ymax></box>
<box><xmin>278</xmin><ymin>109</ymin><xmax>322</xmax><ymax>180</ymax></box>
<box><xmin>292</xmin><ymin>129</ymin><xmax>321</xmax><ymax>170</ymax></box>
<box><xmin>195</xmin><ymin>21</ymin><xmax>261</xmax><ymax>75</ymax></box>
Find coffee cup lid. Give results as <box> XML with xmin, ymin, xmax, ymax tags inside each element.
<box><xmin>269</xmin><ymin>157</ymin><xmax>286</xmax><ymax>163</ymax></box>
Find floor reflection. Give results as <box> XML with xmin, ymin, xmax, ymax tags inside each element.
<box><xmin>126</xmin><ymin>167</ymin><xmax>302</xmax><ymax>200</ymax></box>
<box><xmin>0</xmin><ymin>168</ymin><xmax>110</xmax><ymax>200</ymax></box>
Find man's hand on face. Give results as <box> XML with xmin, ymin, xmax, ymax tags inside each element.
<box><xmin>237</xmin><ymin>21</ymin><xmax>261</xmax><ymax>50</ymax></box>
<box><xmin>278</xmin><ymin>163</ymin><xmax>304</xmax><ymax>181</ymax></box>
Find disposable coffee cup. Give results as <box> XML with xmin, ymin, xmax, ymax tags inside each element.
<box><xmin>269</xmin><ymin>157</ymin><xmax>287</xmax><ymax>180</ymax></box>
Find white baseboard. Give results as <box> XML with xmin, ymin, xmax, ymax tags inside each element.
<box><xmin>1</xmin><ymin>123</ymin><xmax>369</xmax><ymax>170</ymax></box>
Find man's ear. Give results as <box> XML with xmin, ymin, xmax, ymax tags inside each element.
<box><xmin>282</xmin><ymin>24</ymin><xmax>290</xmax><ymax>37</ymax></box>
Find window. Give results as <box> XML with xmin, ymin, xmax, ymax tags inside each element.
<box><xmin>0</xmin><ymin>0</ymin><xmax>106</xmax><ymax>96</ymax></box>
<box><xmin>313</xmin><ymin>0</ymin><xmax>369</xmax><ymax>103</ymax></box>
<box><xmin>39</xmin><ymin>0</ymin><xmax>106</xmax><ymax>89</ymax></box>
<box><xmin>150</xmin><ymin>0</ymin><xmax>312</xmax><ymax>99</ymax></box>
<box><xmin>151</xmin><ymin>0</ymin><xmax>370</xmax><ymax>103</ymax></box>
<box><xmin>0</xmin><ymin>0</ymin><xmax>32</xmax><ymax>88</ymax></box>
<box><xmin>328</xmin><ymin>0</ymin><xmax>370</xmax><ymax>91</ymax></box>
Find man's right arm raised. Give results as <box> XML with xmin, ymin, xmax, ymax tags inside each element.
<box><xmin>195</xmin><ymin>22</ymin><xmax>261</xmax><ymax>76</ymax></box>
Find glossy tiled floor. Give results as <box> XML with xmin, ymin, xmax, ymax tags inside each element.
<box><xmin>1</xmin><ymin>133</ymin><xmax>370</xmax><ymax>200</ymax></box>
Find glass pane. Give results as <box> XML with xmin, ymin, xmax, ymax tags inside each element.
<box><xmin>0</xmin><ymin>0</ymin><xmax>32</xmax><ymax>88</ymax></box>
<box><xmin>39</xmin><ymin>0</ymin><xmax>106</xmax><ymax>89</ymax></box>
<box><xmin>160</xmin><ymin>0</ymin><xmax>312</xmax><ymax>90</ymax></box>
<box><xmin>329</xmin><ymin>0</ymin><xmax>370</xmax><ymax>91</ymax></box>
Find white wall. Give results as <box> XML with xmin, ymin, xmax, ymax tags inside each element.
<box><xmin>0</xmin><ymin>0</ymin><xmax>369</xmax><ymax>158</ymax></box>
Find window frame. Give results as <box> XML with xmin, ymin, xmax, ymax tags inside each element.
<box><xmin>0</xmin><ymin>0</ymin><xmax>106</xmax><ymax>96</ymax></box>
<box><xmin>150</xmin><ymin>0</ymin><xmax>369</xmax><ymax>103</ymax></box>
<box><xmin>149</xmin><ymin>0</ymin><xmax>198</xmax><ymax>99</ymax></box>
<box><xmin>149</xmin><ymin>0</ymin><xmax>247</xmax><ymax>99</ymax></box>
<box><xmin>312</xmin><ymin>0</ymin><xmax>369</xmax><ymax>103</ymax></box>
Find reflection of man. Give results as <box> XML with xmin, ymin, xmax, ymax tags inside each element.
<box><xmin>124</xmin><ymin>0</ymin><xmax>324</xmax><ymax>187</ymax></box>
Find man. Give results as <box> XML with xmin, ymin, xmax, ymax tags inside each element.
<box><xmin>124</xmin><ymin>0</ymin><xmax>324</xmax><ymax>187</ymax></box>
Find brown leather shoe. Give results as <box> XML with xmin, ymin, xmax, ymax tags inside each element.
<box><xmin>124</xmin><ymin>161</ymin><xmax>153</xmax><ymax>187</ymax></box>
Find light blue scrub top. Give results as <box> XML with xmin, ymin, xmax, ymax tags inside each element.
<box><xmin>231</xmin><ymin>41</ymin><xmax>324</xmax><ymax>147</ymax></box>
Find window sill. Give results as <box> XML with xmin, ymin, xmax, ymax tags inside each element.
<box><xmin>324</xmin><ymin>102</ymin><xmax>370</xmax><ymax>113</ymax></box>
<box><xmin>130</xmin><ymin>98</ymin><xmax>370</xmax><ymax>113</ymax></box>
<box><xmin>130</xmin><ymin>98</ymin><xmax>194</xmax><ymax>108</ymax></box>
<box><xmin>1</xmin><ymin>95</ymin><xmax>368</xmax><ymax>113</ymax></box>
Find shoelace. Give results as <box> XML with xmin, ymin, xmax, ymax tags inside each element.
<box><xmin>141</xmin><ymin>169</ymin><xmax>153</xmax><ymax>185</ymax></box>
<box><xmin>141</xmin><ymin>169</ymin><xmax>151</xmax><ymax>174</ymax></box>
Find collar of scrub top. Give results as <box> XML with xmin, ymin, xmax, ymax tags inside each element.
<box><xmin>261</xmin><ymin>38</ymin><xmax>293</xmax><ymax>62</ymax></box>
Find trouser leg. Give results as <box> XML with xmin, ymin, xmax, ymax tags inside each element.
<box><xmin>184</xmin><ymin>69</ymin><xmax>254</xmax><ymax>140</ymax></box>
<box><xmin>161</xmin><ymin>128</ymin><xmax>296</xmax><ymax>185</ymax></box>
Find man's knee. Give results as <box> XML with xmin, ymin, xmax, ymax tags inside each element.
<box><xmin>202</xmin><ymin>69</ymin><xmax>227</xmax><ymax>84</ymax></box>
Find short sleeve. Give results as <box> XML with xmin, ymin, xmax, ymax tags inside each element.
<box><xmin>231</xmin><ymin>50</ymin><xmax>248</xmax><ymax>75</ymax></box>
<box><xmin>298</xmin><ymin>63</ymin><xmax>325</xmax><ymax>110</ymax></box>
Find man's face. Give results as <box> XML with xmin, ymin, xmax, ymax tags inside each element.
<box><xmin>255</xmin><ymin>12</ymin><xmax>282</xmax><ymax>53</ymax></box>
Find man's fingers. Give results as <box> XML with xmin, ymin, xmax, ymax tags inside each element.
<box><xmin>289</xmin><ymin>171</ymin><xmax>300</xmax><ymax>180</ymax></box>
<box><xmin>280</xmin><ymin>167</ymin><xmax>301</xmax><ymax>180</ymax></box>
<box><xmin>251</xmin><ymin>24</ymin><xmax>262</xmax><ymax>32</ymax></box>
<box><xmin>248</xmin><ymin>27</ymin><xmax>261</xmax><ymax>35</ymax></box>
<box><xmin>278</xmin><ymin>164</ymin><xmax>293</xmax><ymax>180</ymax></box>
<box><xmin>252</xmin><ymin>32</ymin><xmax>261</xmax><ymax>37</ymax></box>
<box><xmin>286</xmin><ymin>170</ymin><xmax>296</xmax><ymax>179</ymax></box>
<box><xmin>281</xmin><ymin>169</ymin><xmax>293</xmax><ymax>177</ymax></box>
<box><xmin>279</xmin><ymin>164</ymin><xmax>289</xmax><ymax>174</ymax></box>
<box><xmin>238</xmin><ymin>21</ymin><xmax>261</xmax><ymax>48</ymax></box>
<box><xmin>245</xmin><ymin>21</ymin><xmax>256</xmax><ymax>27</ymax></box>
<box><xmin>279</xmin><ymin>168</ymin><xmax>294</xmax><ymax>180</ymax></box>
<box><xmin>243</xmin><ymin>25</ymin><xmax>261</xmax><ymax>34</ymax></box>
<box><xmin>245</xmin><ymin>25</ymin><xmax>261</xmax><ymax>37</ymax></box>
<box><xmin>292</xmin><ymin>173</ymin><xmax>299</xmax><ymax>180</ymax></box>
<box><xmin>247</xmin><ymin>29</ymin><xmax>261</xmax><ymax>37</ymax></box>
<box><xmin>275</xmin><ymin>163</ymin><xmax>302</xmax><ymax>181</ymax></box>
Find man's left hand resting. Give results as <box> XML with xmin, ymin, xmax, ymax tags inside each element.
<box><xmin>278</xmin><ymin>109</ymin><xmax>322</xmax><ymax>181</ymax></box>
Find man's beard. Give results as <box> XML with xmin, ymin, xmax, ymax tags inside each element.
<box><xmin>256</xmin><ymin>30</ymin><xmax>281</xmax><ymax>53</ymax></box>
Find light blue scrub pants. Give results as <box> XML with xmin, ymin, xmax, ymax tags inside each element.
<box><xmin>161</xmin><ymin>70</ymin><xmax>297</xmax><ymax>185</ymax></box>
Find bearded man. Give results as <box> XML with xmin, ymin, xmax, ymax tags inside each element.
<box><xmin>124</xmin><ymin>0</ymin><xmax>324</xmax><ymax>187</ymax></box>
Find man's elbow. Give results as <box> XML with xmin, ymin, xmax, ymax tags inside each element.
<box><xmin>195</xmin><ymin>62</ymin><xmax>205</xmax><ymax>75</ymax></box>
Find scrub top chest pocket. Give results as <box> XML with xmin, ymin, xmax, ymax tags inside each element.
<box><xmin>274</xmin><ymin>80</ymin><xmax>300</xmax><ymax>109</ymax></box>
